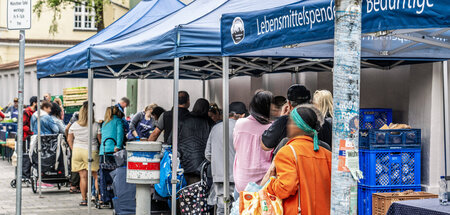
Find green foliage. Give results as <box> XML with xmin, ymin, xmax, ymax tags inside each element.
<box><xmin>33</xmin><ymin>0</ymin><xmax>107</xmax><ymax>34</ymax></box>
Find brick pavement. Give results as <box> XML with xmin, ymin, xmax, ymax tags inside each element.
<box><xmin>0</xmin><ymin>160</ymin><xmax>112</xmax><ymax>215</ymax></box>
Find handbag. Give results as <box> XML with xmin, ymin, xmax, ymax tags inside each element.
<box><xmin>100</xmin><ymin>138</ymin><xmax>118</xmax><ymax>170</ymax></box>
<box><xmin>288</xmin><ymin>144</ymin><xmax>301</xmax><ymax>215</ymax></box>
<box><xmin>177</xmin><ymin>161</ymin><xmax>213</xmax><ymax>214</ymax></box>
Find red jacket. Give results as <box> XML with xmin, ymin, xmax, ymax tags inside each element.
<box><xmin>0</xmin><ymin>111</ymin><xmax>4</xmax><ymax>119</ymax></box>
<box><xmin>23</xmin><ymin>107</ymin><xmax>35</xmax><ymax>140</ymax></box>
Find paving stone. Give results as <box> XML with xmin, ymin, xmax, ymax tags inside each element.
<box><xmin>0</xmin><ymin>160</ymin><xmax>112</xmax><ymax>215</ymax></box>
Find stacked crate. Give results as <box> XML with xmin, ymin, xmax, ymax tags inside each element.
<box><xmin>358</xmin><ymin>109</ymin><xmax>421</xmax><ymax>215</ymax></box>
<box><xmin>63</xmin><ymin>87</ymin><xmax>88</xmax><ymax>113</ymax></box>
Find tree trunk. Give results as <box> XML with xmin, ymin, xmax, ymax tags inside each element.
<box><xmin>94</xmin><ymin>1</ymin><xmax>105</xmax><ymax>31</ymax></box>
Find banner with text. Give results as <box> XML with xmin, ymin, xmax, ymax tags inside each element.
<box><xmin>221</xmin><ymin>0</ymin><xmax>450</xmax><ymax>56</ymax></box>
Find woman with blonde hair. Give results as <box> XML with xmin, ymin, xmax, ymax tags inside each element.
<box><xmin>101</xmin><ymin>106</ymin><xmax>124</xmax><ymax>155</ymax></box>
<box><xmin>67</xmin><ymin>104</ymin><xmax>101</xmax><ymax>206</ymax></box>
<box><xmin>128</xmin><ymin>104</ymin><xmax>158</xmax><ymax>140</ymax></box>
<box><xmin>313</xmin><ymin>90</ymin><xmax>333</xmax><ymax>148</ymax></box>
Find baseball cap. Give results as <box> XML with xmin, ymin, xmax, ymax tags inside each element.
<box><xmin>14</xmin><ymin>98</ymin><xmax>18</xmax><ymax>102</ymax></box>
<box><xmin>230</xmin><ymin>102</ymin><xmax>247</xmax><ymax>115</ymax></box>
<box><xmin>287</xmin><ymin>84</ymin><xmax>311</xmax><ymax>104</ymax></box>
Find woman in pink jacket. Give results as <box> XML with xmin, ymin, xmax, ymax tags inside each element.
<box><xmin>233</xmin><ymin>90</ymin><xmax>273</xmax><ymax>192</ymax></box>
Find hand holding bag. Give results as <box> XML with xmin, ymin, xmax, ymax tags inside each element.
<box><xmin>239</xmin><ymin>179</ymin><xmax>283</xmax><ymax>215</ymax></box>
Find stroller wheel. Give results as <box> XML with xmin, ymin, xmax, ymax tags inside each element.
<box><xmin>31</xmin><ymin>177</ymin><xmax>37</xmax><ymax>193</ymax></box>
<box><xmin>10</xmin><ymin>179</ymin><xmax>16</xmax><ymax>188</ymax></box>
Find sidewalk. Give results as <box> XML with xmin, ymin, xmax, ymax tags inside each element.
<box><xmin>0</xmin><ymin>160</ymin><xmax>112</xmax><ymax>215</ymax></box>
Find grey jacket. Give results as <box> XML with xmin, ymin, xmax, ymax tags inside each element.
<box><xmin>205</xmin><ymin>119</ymin><xmax>236</xmax><ymax>183</ymax></box>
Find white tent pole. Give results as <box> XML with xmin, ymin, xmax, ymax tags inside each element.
<box><xmin>330</xmin><ymin>0</ymin><xmax>362</xmax><ymax>214</ymax></box>
<box><xmin>202</xmin><ymin>79</ymin><xmax>206</xmax><ymax>98</ymax></box>
<box><xmin>37</xmin><ymin>79</ymin><xmax>42</xmax><ymax>197</ymax></box>
<box><xmin>171</xmin><ymin>58</ymin><xmax>180</xmax><ymax>214</ymax></box>
<box><xmin>222</xmin><ymin>56</ymin><xmax>230</xmax><ymax>215</ymax></box>
<box><xmin>87</xmin><ymin>68</ymin><xmax>94</xmax><ymax>214</ymax></box>
<box><xmin>443</xmin><ymin>60</ymin><xmax>449</xmax><ymax>176</ymax></box>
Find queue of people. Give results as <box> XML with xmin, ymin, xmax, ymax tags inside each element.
<box><xmin>8</xmin><ymin>84</ymin><xmax>335</xmax><ymax>214</ymax></box>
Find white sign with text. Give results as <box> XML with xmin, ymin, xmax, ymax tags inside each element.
<box><xmin>7</xmin><ymin>0</ymin><xmax>31</xmax><ymax>30</ymax></box>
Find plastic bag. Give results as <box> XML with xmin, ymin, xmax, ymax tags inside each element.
<box><xmin>155</xmin><ymin>147</ymin><xmax>187</xmax><ymax>198</ymax></box>
<box><xmin>239</xmin><ymin>189</ymin><xmax>283</xmax><ymax>215</ymax></box>
<box><xmin>231</xmin><ymin>180</ymin><xmax>283</xmax><ymax>215</ymax></box>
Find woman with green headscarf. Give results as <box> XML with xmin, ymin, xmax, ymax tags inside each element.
<box><xmin>261</xmin><ymin>104</ymin><xmax>332</xmax><ymax>215</ymax></box>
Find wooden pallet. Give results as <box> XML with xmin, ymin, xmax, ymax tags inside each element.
<box><xmin>64</xmin><ymin>100</ymin><xmax>86</xmax><ymax>107</ymax></box>
<box><xmin>63</xmin><ymin>88</ymin><xmax>88</xmax><ymax>95</ymax></box>
<box><xmin>63</xmin><ymin>94</ymin><xmax>88</xmax><ymax>101</ymax></box>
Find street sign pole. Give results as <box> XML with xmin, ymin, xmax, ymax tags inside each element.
<box><xmin>15</xmin><ymin>29</ymin><xmax>25</xmax><ymax>215</ymax></box>
<box><xmin>330</xmin><ymin>0</ymin><xmax>363</xmax><ymax>214</ymax></box>
<box><xmin>8</xmin><ymin>0</ymin><xmax>31</xmax><ymax>214</ymax></box>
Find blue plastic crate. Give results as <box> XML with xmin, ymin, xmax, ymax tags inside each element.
<box><xmin>359</xmin><ymin>129</ymin><xmax>421</xmax><ymax>149</ymax></box>
<box><xmin>359</xmin><ymin>148</ymin><xmax>421</xmax><ymax>187</ymax></box>
<box><xmin>358</xmin><ymin>185</ymin><xmax>421</xmax><ymax>215</ymax></box>
<box><xmin>360</xmin><ymin>109</ymin><xmax>393</xmax><ymax>130</ymax></box>
<box><xmin>3</xmin><ymin>123</ymin><xmax>17</xmax><ymax>132</ymax></box>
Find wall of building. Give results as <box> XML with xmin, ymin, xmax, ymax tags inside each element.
<box><xmin>136</xmin><ymin>79</ymin><xmax>204</xmax><ymax>112</ymax></box>
<box><xmin>104</xmin><ymin>0</ymin><xmax>130</xmax><ymax>27</ymax></box>
<box><xmin>408</xmin><ymin>62</ymin><xmax>450</xmax><ymax>193</ymax></box>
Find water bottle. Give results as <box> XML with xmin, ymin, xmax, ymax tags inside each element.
<box><xmin>440</xmin><ymin>176</ymin><xmax>448</xmax><ymax>206</ymax></box>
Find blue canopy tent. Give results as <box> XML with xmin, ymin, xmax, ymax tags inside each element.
<box><xmin>37</xmin><ymin>0</ymin><xmax>188</xmax><ymax>77</ymax></box>
<box><xmin>35</xmin><ymin>0</ymin><xmax>450</xmax><ymax>213</ymax></box>
<box><xmin>33</xmin><ymin>0</ymin><xmax>189</xmax><ymax>212</ymax></box>
<box><xmin>220</xmin><ymin>0</ymin><xmax>450</xmax><ymax>59</ymax></box>
<box><xmin>220</xmin><ymin>0</ymin><xmax>450</xmax><ymax>214</ymax></box>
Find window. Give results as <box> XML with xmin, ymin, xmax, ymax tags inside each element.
<box><xmin>74</xmin><ymin>2</ymin><xmax>96</xmax><ymax>30</ymax></box>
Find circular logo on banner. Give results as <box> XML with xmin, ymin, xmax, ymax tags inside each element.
<box><xmin>231</xmin><ymin>17</ymin><xmax>245</xmax><ymax>44</ymax></box>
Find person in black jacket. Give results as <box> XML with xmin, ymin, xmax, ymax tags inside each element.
<box><xmin>260</xmin><ymin>84</ymin><xmax>311</xmax><ymax>151</ymax></box>
<box><xmin>178</xmin><ymin>98</ymin><xmax>213</xmax><ymax>185</ymax></box>
<box><xmin>148</xmin><ymin>91</ymin><xmax>191</xmax><ymax>143</ymax></box>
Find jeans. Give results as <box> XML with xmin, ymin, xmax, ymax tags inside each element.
<box><xmin>208</xmin><ymin>182</ymin><xmax>235</xmax><ymax>215</ymax></box>
<box><xmin>234</xmin><ymin>188</ymin><xmax>239</xmax><ymax>201</ymax></box>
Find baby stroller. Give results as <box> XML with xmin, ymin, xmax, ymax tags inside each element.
<box><xmin>29</xmin><ymin>134</ymin><xmax>71</xmax><ymax>193</ymax></box>
<box><xmin>10</xmin><ymin>137</ymin><xmax>32</xmax><ymax>188</ymax></box>
<box><xmin>96</xmin><ymin>138</ymin><xmax>118</xmax><ymax>209</ymax></box>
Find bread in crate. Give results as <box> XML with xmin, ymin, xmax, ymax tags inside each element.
<box><xmin>372</xmin><ymin>190</ymin><xmax>438</xmax><ymax>215</ymax></box>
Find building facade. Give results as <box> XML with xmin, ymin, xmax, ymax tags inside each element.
<box><xmin>0</xmin><ymin>0</ymin><xmax>129</xmax><ymax>64</ymax></box>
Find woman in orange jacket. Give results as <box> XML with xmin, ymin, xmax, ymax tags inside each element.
<box><xmin>261</xmin><ymin>104</ymin><xmax>332</xmax><ymax>215</ymax></box>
